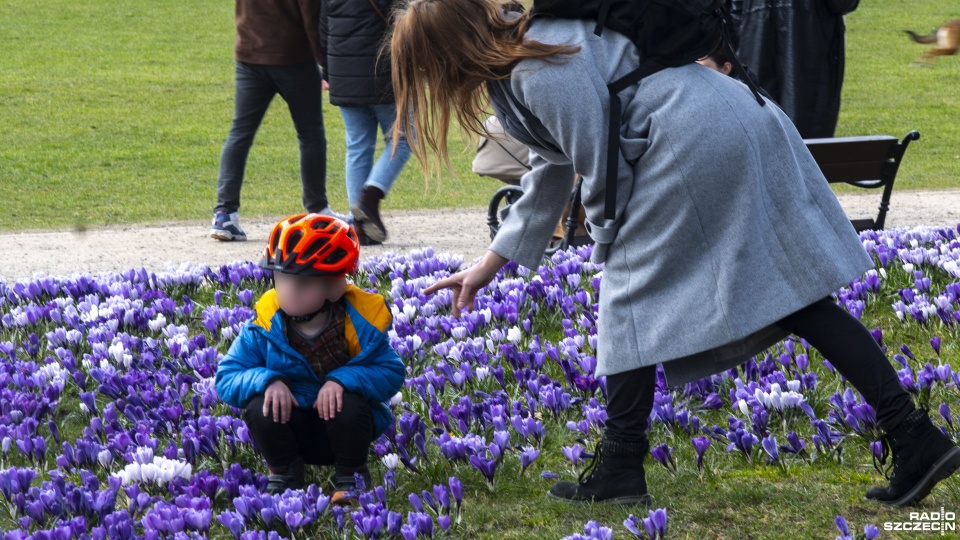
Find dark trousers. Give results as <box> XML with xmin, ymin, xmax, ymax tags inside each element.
<box><xmin>215</xmin><ymin>60</ymin><xmax>328</xmax><ymax>214</ymax></box>
<box><xmin>243</xmin><ymin>392</ymin><xmax>373</xmax><ymax>469</ymax></box>
<box><xmin>605</xmin><ymin>298</ymin><xmax>915</xmax><ymax>441</ymax></box>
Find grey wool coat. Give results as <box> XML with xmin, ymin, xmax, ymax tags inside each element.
<box><xmin>488</xmin><ymin>18</ymin><xmax>873</xmax><ymax>385</ymax></box>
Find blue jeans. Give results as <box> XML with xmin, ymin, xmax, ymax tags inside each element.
<box><xmin>339</xmin><ymin>104</ymin><xmax>412</xmax><ymax>207</ymax></box>
<box><xmin>215</xmin><ymin>61</ymin><xmax>328</xmax><ymax>214</ymax></box>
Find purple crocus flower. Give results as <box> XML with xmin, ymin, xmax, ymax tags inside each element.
<box><xmin>562</xmin><ymin>444</ymin><xmax>585</xmax><ymax>467</ymax></box>
<box><xmin>469</xmin><ymin>455</ymin><xmax>498</xmax><ymax>489</ymax></box>
<box><xmin>400</xmin><ymin>524</ymin><xmax>418</xmax><ymax>540</ymax></box>
<box><xmin>623</xmin><ymin>514</ymin><xmax>644</xmax><ymax>538</ymax></box>
<box><xmin>216</xmin><ymin>511</ymin><xmax>245</xmax><ymax>540</ymax></box>
<box><xmin>940</xmin><ymin>402</ymin><xmax>954</xmax><ymax>428</ymax></box>
<box><xmin>415</xmin><ymin>511</ymin><xmax>434</xmax><ymax>537</ymax></box>
<box><xmin>761</xmin><ymin>435</ymin><xmax>780</xmax><ymax>465</ymax></box>
<box><xmin>408</xmin><ymin>492</ymin><xmax>424</xmax><ymax>513</ymax></box>
<box><xmin>518</xmin><ymin>446</ymin><xmax>540</xmax><ymax>475</ymax></box>
<box><xmin>930</xmin><ymin>336</ymin><xmax>941</xmax><ymax>356</ymax></box>
<box><xmin>448</xmin><ymin>476</ymin><xmax>463</xmax><ymax>522</ymax></box>
<box><xmin>420</xmin><ymin>489</ymin><xmax>439</xmax><ymax>514</ymax></box>
<box><xmin>726</xmin><ymin>428</ymin><xmax>758</xmax><ymax>461</ymax></box>
<box><xmin>642</xmin><ymin>508</ymin><xmax>668</xmax><ymax>540</ymax></box>
<box><xmin>835</xmin><ymin>515</ymin><xmax>851</xmax><ymax>539</ymax></box>
<box><xmin>781</xmin><ymin>432</ymin><xmax>807</xmax><ymax>456</ymax></box>
<box><xmin>649</xmin><ymin>444</ymin><xmax>676</xmax><ymax>472</ymax></box>
<box><xmin>692</xmin><ymin>436</ymin><xmax>711</xmax><ymax>472</ymax></box>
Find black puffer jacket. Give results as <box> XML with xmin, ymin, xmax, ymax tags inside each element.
<box><xmin>319</xmin><ymin>0</ymin><xmax>395</xmax><ymax>106</ymax></box>
<box><xmin>727</xmin><ymin>0</ymin><xmax>859</xmax><ymax>139</ymax></box>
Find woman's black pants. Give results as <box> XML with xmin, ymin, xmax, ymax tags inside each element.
<box><xmin>605</xmin><ymin>298</ymin><xmax>915</xmax><ymax>441</ymax></box>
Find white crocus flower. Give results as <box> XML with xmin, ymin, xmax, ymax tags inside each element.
<box><xmin>382</xmin><ymin>453</ymin><xmax>400</xmax><ymax>470</ymax></box>
<box><xmin>148</xmin><ymin>314</ymin><xmax>167</xmax><ymax>333</ymax></box>
<box><xmin>98</xmin><ymin>450</ymin><xmax>114</xmax><ymax>468</ymax></box>
<box><xmin>388</xmin><ymin>392</ymin><xmax>403</xmax><ymax>408</ymax></box>
<box><xmin>475</xmin><ymin>365</ymin><xmax>491</xmax><ymax>381</ymax></box>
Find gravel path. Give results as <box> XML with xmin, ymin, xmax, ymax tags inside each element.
<box><xmin>1</xmin><ymin>190</ymin><xmax>958</xmax><ymax>282</ymax></box>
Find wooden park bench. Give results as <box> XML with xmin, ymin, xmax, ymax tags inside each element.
<box><xmin>805</xmin><ymin>130</ymin><xmax>920</xmax><ymax>232</ymax></box>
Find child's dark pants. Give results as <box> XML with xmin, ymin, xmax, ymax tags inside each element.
<box><xmin>605</xmin><ymin>297</ymin><xmax>916</xmax><ymax>440</ymax></box>
<box><xmin>244</xmin><ymin>391</ymin><xmax>374</xmax><ymax>469</ymax></box>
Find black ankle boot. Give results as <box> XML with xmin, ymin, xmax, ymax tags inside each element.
<box><xmin>351</xmin><ymin>186</ymin><xmax>387</xmax><ymax>243</ymax></box>
<box><xmin>357</xmin><ymin>227</ymin><xmax>382</xmax><ymax>246</ymax></box>
<box><xmin>266</xmin><ymin>458</ymin><xmax>305</xmax><ymax>494</ymax></box>
<box><xmin>547</xmin><ymin>438</ymin><xmax>653</xmax><ymax>505</ymax></box>
<box><xmin>866</xmin><ymin>408</ymin><xmax>960</xmax><ymax>506</ymax></box>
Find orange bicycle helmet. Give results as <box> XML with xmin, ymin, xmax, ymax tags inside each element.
<box><xmin>259</xmin><ymin>214</ymin><xmax>360</xmax><ymax>276</ymax></box>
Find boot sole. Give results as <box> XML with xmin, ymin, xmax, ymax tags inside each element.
<box><xmin>351</xmin><ymin>205</ymin><xmax>387</xmax><ymax>243</ymax></box>
<box><xmin>870</xmin><ymin>446</ymin><xmax>960</xmax><ymax>507</ymax></box>
<box><xmin>545</xmin><ymin>491</ymin><xmax>653</xmax><ymax>506</ymax></box>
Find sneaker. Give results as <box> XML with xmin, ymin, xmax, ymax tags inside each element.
<box><xmin>265</xmin><ymin>459</ymin><xmax>305</xmax><ymax>495</ymax></box>
<box><xmin>317</xmin><ymin>206</ymin><xmax>351</xmax><ymax>223</ymax></box>
<box><xmin>210</xmin><ymin>211</ymin><xmax>247</xmax><ymax>241</ymax></box>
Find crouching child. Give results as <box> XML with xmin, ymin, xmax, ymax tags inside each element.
<box><xmin>215</xmin><ymin>214</ymin><xmax>405</xmax><ymax>503</ymax></box>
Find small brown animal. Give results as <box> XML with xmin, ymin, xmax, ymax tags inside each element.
<box><xmin>905</xmin><ymin>19</ymin><xmax>960</xmax><ymax>63</ymax></box>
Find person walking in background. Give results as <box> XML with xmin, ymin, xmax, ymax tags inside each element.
<box><xmin>320</xmin><ymin>0</ymin><xmax>412</xmax><ymax>246</ymax></box>
<box><xmin>727</xmin><ymin>0</ymin><xmax>859</xmax><ymax>138</ymax></box>
<box><xmin>210</xmin><ymin>0</ymin><xmax>342</xmax><ymax>242</ymax></box>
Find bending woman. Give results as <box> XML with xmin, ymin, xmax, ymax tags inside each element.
<box><xmin>393</xmin><ymin>0</ymin><xmax>960</xmax><ymax>506</ymax></box>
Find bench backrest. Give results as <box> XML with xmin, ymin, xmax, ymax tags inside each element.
<box><xmin>803</xmin><ymin>131</ymin><xmax>919</xmax><ymax>231</ymax></box>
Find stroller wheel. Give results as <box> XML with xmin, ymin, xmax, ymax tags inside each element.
<box><xmin>487</xmin><ymin>185</ymin><xmax>524</xmax><ymax>241</ymax></box>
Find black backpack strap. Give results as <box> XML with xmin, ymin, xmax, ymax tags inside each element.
<box><xmin>487</xmin><ymin>79</ymin><xmax>562</xmax><ymax>154</ymax></box>
<box><xmin>594</xmin><ymin>0</ymin><xmax>613</xmax><ymax>36</ymax></box>
<box><xmin>603</xmin><ymin>61</ymin><xmax>663</xmax><ymax>220</ymax></box>
<box><xmin>717</xmin><ymin>9</ymin><xmax>766</xmax><ymax>106</ymax></box>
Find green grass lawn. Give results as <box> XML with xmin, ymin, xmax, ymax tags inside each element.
<box><xmin>840</xmin><ymin>0</ymin><xmax>960</xmax><ymax>192</ymax></box>
<box><xmin>0</xmin><ymin>0</ymin><xmax>957</xmax><ymax>231</ymax></box>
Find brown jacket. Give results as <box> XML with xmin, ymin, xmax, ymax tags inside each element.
<box><xmin>235</xmin><ymin>0</ymin><xmax>323</xmax><ymax>65</ymax></box>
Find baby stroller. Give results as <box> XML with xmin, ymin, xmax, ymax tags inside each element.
<box><xmin>473</xmin><ymin>116</ymin><xmax>590</xmax><ymax>255</ymax></box>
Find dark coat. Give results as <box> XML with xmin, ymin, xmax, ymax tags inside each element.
<box><xmin>727</xmin><ymin>0</ymin><xmax>860</xmax><ymax>138</ymax></box>
<box><xmin>319</xmin><ymin>0</ymin><xmax>395</xmax><ymax>106</ymax></box>
<box><xmin>235</xmin><ymin>0</ymin><xmax>323</xmax><ymax>65</ymax></box>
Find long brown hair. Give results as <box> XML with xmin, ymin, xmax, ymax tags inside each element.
<box><xmin>390</xmin><ymin>0</ymin><xmax>579</xmax><ymax>178</ymax></box>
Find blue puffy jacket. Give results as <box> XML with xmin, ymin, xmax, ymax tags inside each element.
<box><xmin>215</xmin><ymin>284</ymin><xmax>405</xmax><ymax>436</ymax></box>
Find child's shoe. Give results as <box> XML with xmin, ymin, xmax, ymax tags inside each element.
<box><xmin>330</xmin><ymin>465</ymin><xmax>372</xmax><ymax>505</ymax></box>
<box><xmin>265</xmin><ymin>458</ymin><xmax>305</xmax><ymax>495</ymax></box>
<box><xmin>210</xmin><ymin>211</ymin><xmax>247</xmax><ymax>241</ymax></box>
